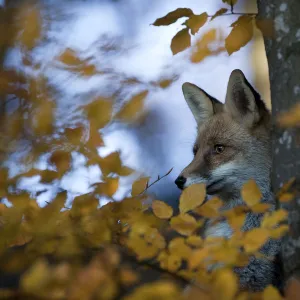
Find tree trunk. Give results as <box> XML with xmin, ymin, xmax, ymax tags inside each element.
<box><xmin>257</xmin><ymin>0</ymin><xmax>300</xmax><ymax>287</ymax></box>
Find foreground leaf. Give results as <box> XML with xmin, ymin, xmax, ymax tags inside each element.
<box><xmin>185</xmin><ymin>13</ymin><xmax>208</xmax><ymax>35</ymax></box>
<box><xmin>241</xmin><ymin>179</ymin><xmax>262</xmax><ymax>207</ymax></box>
<box><xmin>171</xmin><ymin>28</ymin><xmax>191</xmax><ymax>55</ymax></box>
<box><xmin>152</xmin><ymin>200</ymin><xmax>173</xmax><ymax>219</ymax></box>
<box><xmin>153</xmin><ymin>8</ymin><xmax>193</xmax><ymax>26</ymax></box>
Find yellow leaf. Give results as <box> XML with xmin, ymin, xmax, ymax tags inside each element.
<box><xmin>251</xmin><ymin>203</ymin><xmax>271</xmax><ymax>213</ymax></box>
<box><xmin>243</xmin><ymin>228</ymin><xmax>269</xmax><ymax>253</ymax></box>
<box><xmin>65</xmin><ymin>127</ymin><xmax>84</xmax><ymax>145</ymax></box>
<box><xmin>261</xmin><ymin>209</ymin><xmax>288</xmax><ymax>229</ymax></box>
<box><xmin>131</xmin><ymin>177</ymin><xmax>149</xmax><ymax>196</ymax></box>
<box><xmin>276</xmin><ymin>177</ymin><xmax>295</xmax><ymax>198</ymax></box>
<box><xmin>115</xmin><ymin>90</ymin><xmax>148</xmax><ymax>122</ymax></box>
<box><xmin>270</xmin><ymin>225</ymin><xmax>289</xmax><ymax>239</ymax></box>
<box><xmin>86</xmin><ymin>122</ymin><xmax>104</xmax><ymax>149</ymax></box>
<box><xmin>194</xmin><ymin>197</ymin><xmax>222</xmax><ymax>218</ymax></box>
<box><xmin>179</xmin><ymin>183</ymin><xmax>206</xmax><ymax>214</ymax></box>
<box><xmin>96</xmin><ymin>177</ymin><xmax>119</xmax><ymax>197</ymax></box>
<box><xmin>86</xmin><ymin>97</ymin><xmax>112</xmax><ymax>129</ymax></box>
<box><xmin>118</xmin><ymin>166</ymin><xmax>135</xmax><ymax>176</ymax></box>
<box><xmin>185</xmin><ymin>13</ymin><xmax>208</xmax><ymax>35</ymax></box>
<box><xmin>190</xmin><ymin>29</ymin><xmax>224</xmax><ymax>63</ymax></box>
<box><xmin>152</xmin><ymin>200</ymin><xmax>173</xmax><ymax>219</ymax></box>
<box><xmin>278</xmin><ymin>103</ymin><xmax>300</xmax><ymax>127</ymax></box>
<box><xmin>168</xmin><ymin>237</ymin><xmax>192</xmax><ymax>259</ymax></box>
<box><xmin>167</xmin><ymin>254</ymin><xmax>182</xmax><ymax>272</ymax></box>
<box><xmin>171</xmin><ymin>28</ymin><xmax>191</xmax><ymax>55</ymax></box>
<box><xmin>20</xmin><ymin>259</ymin><xmax>50</xmax><ymax>294</ymax></box>
<box><xmin>120</xmin><ymin>268</ymin><xmax>139</xmax><ymax>286</ymax></box>
<box><xmin>256</xmin><ymin>19</ymin><xmax>275</xmax><ymax>38</ymax></box>
<box><xmin>158</xmin><ymin>79</ymin><xmax>174</xmax><ymax>89</ymax></box>
<box><xmin>186</xmin><ymin>235</ymin><xmax>203</xmax><ymax>247</ymax></box>
<box><xmin>188</xmin><ymin>247</ymin><xmax>210</xmax><ymax>269</ymax></box>
<box><xmin>99</xmin><ymin>152</ymin><xmax>122</xmax><ymax>175</ymax></box>
<box><xmin>49</xmin><ymin>150</ymin><xmax>72</xmax><ymax>175</ymax></box>
<box><xmin>278</xmin><ymin>192</ymin><xmax>294</xmax><ymax>203</ymax></box>
<box><xmin>263</xmin><ymin>285</ymin><xmax>283</xmax><ymax>300</ymax></box>
<box><xmin>153</xmin><ymin>8</ymin><xmax>194</xmax><ymax>26</ymax></box>
<box><xmin>227</xmin><ymin>213</ymin><xmax>246</xmax><ymax>232</ymax></box>
<box><xmin>123</xmin><ymin>281</ymin><xmax>182</xmax><ymax>300</ymax></box>
<box><xmin>32</xmin><ymin>100</ymin><xmax>55</xmax><ymax>136</ymax></box>
<box><xmin>241</xmin><ymin>179</ymin><xmax>262</xmax><ymax>206</ymax></box>
<box><xmin>222</xmin><ymin>0</ymin><xmax>238</xmax><ymax>5</ymax></box>
<box><xmin>211</xmin><ymin>8</ymin><xmax>228</xmax><ymax>21</ymax></box>
<box><xmin>170</xmin><ymin>214</ymin><xmax>199</xmax><ymax>236</ymax></box>
<box><xmin>18</xmin><ymin>6</ymin><xmax>42</xmax><ymax>50</ymax></box>
<box><xmin>213</xmin><ymin>269</ymin><xmax>238</xmax><ymax>300</ymax></box>
<box><xmin>225</xmin><ymin>15</ymin><xmax>254</xmax><ymax>55</ymax></box>
<box><xmin>58</xmin><ymin>48</ymin><xmax>82</xmax><ymax>66</ymax></box>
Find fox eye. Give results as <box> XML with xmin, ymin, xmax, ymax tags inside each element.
<box><xmin>213</xmin><ymin>144</ymin><xmax>225</xmax><ymax>154</ymax></box>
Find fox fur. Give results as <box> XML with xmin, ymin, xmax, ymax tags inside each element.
<box><xmin>176</xmin><ymin>69</ymin><xmax>283</xmax><ymax>292</ymax></box>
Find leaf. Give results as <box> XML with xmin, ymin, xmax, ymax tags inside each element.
<box><xmin>32</xmin><ymin>100</ymin><xmax>55</xmax><ymax>136</ymax></box>
<box><xmin>86</xmin><ymin>97</ymin><xmax>112</xmax><ymax>129</ymax></box>
<box><xmin>96</xmin><ymin>177</ymin><xmax>119</xmax><ymax>198</ymax></box>
<box><xmin>269</xmin><ymin>225</ymin><xmax>289</xmax><ymax>239</ymax></box>
<box><xmin>158</xmin><ymin>79</ymin><xmax>174</xmax><ymax>89</ymax></box>
<box><xmin>225</xmin><ymin>15</ymin><xmax>254</xmax><ymax>55</ymax></box>
<box><xmin>277</xmin><ymin>103</ymin><xmax>300</xmax><ymax>127</ymax></box>
<box><xmin>120</xmin><ymin>268</ymin><xmax>139</xmax><ymax>286</ymax></box>
<box><xmin>278</xmin><ymin>192</ymin><xmax>294</xmax><ymax>203</ymax></box>
<box><xmin>261</xmin><ymin>209</ymin><xmax>288</xmax><ymax>229</ymax></box>
<box><xmin>185</xmin><ymin>13</ymin><xmax>208</xmax><ymax>35</ymax></box>
<box><xmin>167</xmin><ymin>254</ymin><xmax>182</xmax><ymax>272</ymax></box>
<box><xmin>227</xmin><ymin>212</ymin><xmax>246</xmax><ymax>232</ymax></box>
<box><xmin>168</xmin><ymin>237</ymin><xmax>192</xmax><ymax>259</ymax></box>
<box><xmin>241</xmin><ymin>179</ymin><xmax>262</xmax><ymax>206</ymax></box>
<box><xmin>170</xmin><ymin>214</ymin><xmax>199</xmax><ymax>236</ymax></box>
<box><xmin>213</xmin><ymin>269</ymin><xmax>238</xmax><ymax>300</ymax></box>
<box><xmin>222</xmin><ymin>0</ymin><xmax>238</xmax><ymax>5</ymax></box>
<box><xmin>256</xmin><ymin>19</ymin><xmax>275</xmax><ymax>38</ymax></box>
<box><xmin>19</xmin><ymin>6</ymin><xmax>42</xmax><ymax>50</ymax></box>
<box><xmin>186</xmin><ymin>235</ymin><xmax>203</xmax><ymax>247</ymax></box>
<box><xmin>285</xmin><ymin>277</ymin><xmax>300</xmax><ymax>300</ymax></box>
<box><xmin>20</xmin><ymin>259</ymin><xmax>50</xmax><ymax>295</ymax></box>
<box><xmin>250</xmin><ymin>203</ymin><xmax>271</xmax><ymax>213</ymax></box>
<box><xmin>99</xmin><ymin>152</ymin><xmax>122</xmax><ymax>176</ymax></box>
<box><xmin>118</xmin><ymin>166</ymin><xmax>135</xmax><ymax>177</ymax></box>
<box><xmin>188</xmin><ymin>247</ymin><xmax>210</xmax><ymax>269</ymax></box>
<box><xmin>65</xmin><ymin>127</ymin><xmax>84</xmax><ymax>145</ymax></box>
<box><xmin>115</xmin><ymin>90</ymin><xmax>148</xmax><ymax>122</ymax></box>
<box><xmin>152</xmin><ymin>200</ymin><xmax>173</xmax><ymax>219</ymax></box>
<box><xmin>211</xmin><ymin>8</ymin><xmax>228</xmax><ymax>21</ymax></box>
<box><xmin>153</xmin><ymin>8</ymin><xmax>194</xmax><ymax>26</ymax></box>
<box><xmin>194</xmin><ymin>196</ymin><xmax>223</xmax><ymax>218</ymax></box>
<box><xmin>179</xmin><ymin>183</ymin><xmax>206</xmax><ymax>214</ymax></box>
<box><xmin>171</xmin><ymin>28</ymin><xmax>191</xmax><ymax>55</ymax></box>
<box><xmin>243</xmin><ymin>228</ymin><xmax>269</xmax><ymax>253</ymax></box>
<box><xmin>58</xmin><ymin>48</ymin><xmax>82</xmax><ymax>66</ymax></box>
<box><xmin>49</xmin><ymin>151</ymin><xmax>72</xmax><ymax>175</ymax></box>
<box><xmin>131</xmin><ymin>177</ymin><xmax>149</xmax><ymax>196</ymax></box>
<box><xmin>263</xmin><ymin>285</ymin><xmax>283</xmax><ymax>300</ymax></box>
<box><xmin>86</xmin><ymin>122</ymin><xmax>104</xmax><ymax>149</ymax></box>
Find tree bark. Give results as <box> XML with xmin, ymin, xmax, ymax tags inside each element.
<box><xmin>257</xmin><ymin>0</ymin><xmax>300</xmax><ymax>286</ymax></box>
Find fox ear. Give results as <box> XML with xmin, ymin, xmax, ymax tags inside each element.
<box><xmin>182</xmin><ymin>82</ymin><xmax>223</xmax><ymax>126</ymax></box>
<box><xmin>225</xmin><ymin>69</ymin><xmax>266</xmax><ymax>127</ymax></box>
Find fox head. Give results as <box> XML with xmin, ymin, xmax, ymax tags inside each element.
<box><xmin>175</xmin><ymin>69</ymin><xmax>272</xmax><ymax>202</ymax></box>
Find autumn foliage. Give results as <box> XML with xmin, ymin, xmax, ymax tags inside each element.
<box><xmin>0</xmin><ymin>1</ymin><xmax>298</xmax><ymax>299</ymax></box>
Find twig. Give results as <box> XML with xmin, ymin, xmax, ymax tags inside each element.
<box><xmin>139</xmin><ymin>167</ymin><xmax>173</xmax><ymax>195</ymax></box>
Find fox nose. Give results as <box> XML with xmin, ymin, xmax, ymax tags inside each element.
<box><xmin>175</xmin><ymin>176</ymin><xmax>186</xmax><ymax>190</ymax></box>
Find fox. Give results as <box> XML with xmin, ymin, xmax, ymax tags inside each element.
<box><xmin>175</xmin><ymin>69</ymin><xmax>283</xmax><ymax>292</ymax></box>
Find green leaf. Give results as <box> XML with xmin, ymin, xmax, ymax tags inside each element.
<box><xmin>171</xmin><ymin>28</ymin><xmax>191</xmax><ymax>55</ymax></box>
<box><xmin>153</xmin><ymin>8</ymin><xmax>194</xmax><ymax>26</ymax></box>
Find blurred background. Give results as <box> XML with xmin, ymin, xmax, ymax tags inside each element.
<box><xmin>0</xmin><ymin>0</ymin><xmax>270</xmax><ymax>208</ymax></box>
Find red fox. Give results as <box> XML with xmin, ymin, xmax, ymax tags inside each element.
<box><xmin>175</xmin><ymin>70</ymin><xmax>282</xmax><ymax>292</ymax></box>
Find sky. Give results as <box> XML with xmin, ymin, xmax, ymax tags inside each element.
<box><xmin>2</xmin><ymin>0</ymin><xmax>266</xmax><ymax>208</ymax></box>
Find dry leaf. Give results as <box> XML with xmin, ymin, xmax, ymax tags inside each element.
<box><xmin>153</xmin><ymin>8</ymin><xmax>194</xmax><ymax>26</ymax></box>
<box><xmin>171</xmin><ymin>28</ymin><xmax>191</xmax><ymax>55</ymax></box>
<box><xmin>179</xmin><ymin>183</ymin><xmax>206</xmax><ymax>214</ymax></box>
<box><xmin>152</xmin><ymin>200</ymin><xmax>173</xmax><ymax>219</ymax></box>
<box><xmin>225</xmin><ymin>15</ymin><xmax>254</xmax><ymax>55</ymax></box>
<box><xmin>241</xmin><ymin>179</ymin><xmax>262</xmax><ymax>206</ymax></box>
<box><xmin>185</xmin><ymin>13</ymin><xmax>208</xmax><ymax>35</ymax></box>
